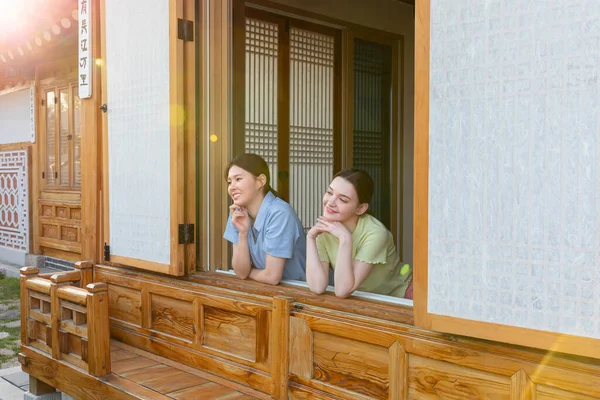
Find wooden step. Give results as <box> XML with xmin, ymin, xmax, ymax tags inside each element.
<box><xmin>107</xmin><ymin>340</ymin><xmax>266</xmax><ymax>399</ymax></box>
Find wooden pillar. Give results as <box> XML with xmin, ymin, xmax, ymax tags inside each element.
<box><xmin>86</xmin><ymin>283</ymin><xmax>110</xmax><ymax>376</ymax></box>
<box><xmin>49</xmin><ymin>280</ymin><xmax>60</xmax><ymax>359</ymax></box>
<box><xmin>271</xmin><ymin>296</ymin><xmax>292</xmax><ymax>399</ymax></box>
<box><xmin>73</xmin><ymin>261</ymin><xmax>94</xmax><ymax>287</ymax></box>
<box><xmin>20</xmin><ymin>267</ymin><xmax>39</xmax><ymax>346</ymax></box>
<box><xmin>80</xmin><ymin>0</ymin><xmax>102</xmax><ymax>263</ymax></box>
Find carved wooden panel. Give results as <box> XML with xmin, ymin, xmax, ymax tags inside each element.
<box><xmin>42</xmin><ymin>224</ymin><xmax>59</xmax><ymax>239</ymax></box>
<box><xmin>61</xmin><ymin>226</ymin><xmax>78</xmax><ymax>242</ymax></box>
<box><xmin>408</xmin><ymin>355</ymin><xmax>510</xmax><ymax>399</ymax></box>
<box><xmin>150</xmin><ymin>294</ymin><xmax>194</xmax><ymax>342</ymax></box>
<box><xmin>70</xmin><ymin>208</ymin><xmax>81</xmax><ymax>220</ymax></box>
<box><xmin>38</xmin><ymin>199</ymin><xmax>82</xmax><ymax>257</ymax></box>
<box><xmin>56</xmin><ymin>207</ymin><xmax>68</xmax><ymax>218</ymax></box>
<box><xmin>107</xmin><ymin>285</ymin><xmax>142</xmax><ymax>327</ymax></box>
<box><xmin>313</xmin><ymin>331</ymin><xmax>389</xmax><ymax>399</ymax></box>
<box><xmin>42</xmin><ymin>205</ymin><xmax>53</xmax><ymax>217</ymax></box>
<box><xmin>203</xmin><ymin>306</ymin><xmax>256</xmax><ymax>361</ymax></box>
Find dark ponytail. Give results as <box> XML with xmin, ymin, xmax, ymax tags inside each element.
<box><xmin>225</xmin><ymin>153</ymin><xmax>282</xmax><ymax>198</ymax></box>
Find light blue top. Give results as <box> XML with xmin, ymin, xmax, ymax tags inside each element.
<box><xmin>223</xmin><ymin>191</ymin><xmax>307</xmax><ymax>282</ymax></box>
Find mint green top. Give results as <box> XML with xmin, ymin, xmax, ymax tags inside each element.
<box><xmin>316</xmin><ymin>214</ymin><xmax>412</xmax><ymax>298</ymax></box>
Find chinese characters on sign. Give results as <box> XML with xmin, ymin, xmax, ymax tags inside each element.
<box><xmin>79</xmin><ymin>0</ymin><xmax>92</xmax><ymax>98</ymax></box>
<box><xmin>29</xmin><ymin>84</ymin><xmax>35</xmax><ymax>142</ymax></box>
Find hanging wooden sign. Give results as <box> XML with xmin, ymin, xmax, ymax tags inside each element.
<box><xmin>78</xmin><ymin>0</ymin><xmax>92</xmax><ymax>98</ymax></box>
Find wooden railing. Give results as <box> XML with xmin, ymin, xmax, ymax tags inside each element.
<box><xmin>19</xmin><ymin>262</ymin><xmax>111</xmax><ymax>376</ymax></box>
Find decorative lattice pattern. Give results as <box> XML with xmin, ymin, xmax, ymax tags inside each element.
<box><xmin>59</xmin><ymin>88</ymin><xmax>70</xmax><ymax>187</ymax></box>
<box><xmin>245</xmin><ymin>17</ymin><xmax>279</xmax><ymax>188</ymax></box>
<box><xmin>45</xmin><ymin>90</ymin><xmax>56</xmax><ymax>186</ymax></box>
<box><xmin>428</xmin><ymin>0</ymin><xmax>600</xmax><ymax>339</ymax></box>
<box><xmin>289</xmin><ymin>27</ymin><xmax>335</xmax><ymax>230</ymax></box>
<box><xmin>0</xmin><ymin>151</ymin><xmax>28</xmax><ymax>251</ymax></box>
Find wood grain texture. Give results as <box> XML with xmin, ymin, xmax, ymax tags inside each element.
<box><xmin>390</xmin><ymin>340</ymin><xmax>408</xmax><ymax>400</ymax></box>
<box><xmin>107</xmin><ymin>285</ymin><xmax>142</xmax><ymax>326</ymax></box>
<box><xmin>79</xmin><ymin>0</ymin><xmax>101</xmax><ymax>263</ymax></box>
<box><xmin>536</xmin><ymin>385</ymin><xmax>598</xmax><ymax>400</ymax></box>
<box><xmin>91</xmin><ymin>266</ymin><xmax>600</xmax><ymax>400</ymax></box>
<box><xmin>119</xmin><ymin>364</ymin><xmax>184</xmax><ymax>382</ymax></box>
<box><xmin>142</xmin><ymin>371</ymin><xmax>209</xmax><ymax>393</ymax></box>
<box><xmin>20</xmin><ymin>347</ymin><xmax>137</xmax><ymax>400</ymax></box>
<box><xmin>289</xmin><ymin>316</ymin><xmax>312</xmax><ymax>379</ymax></box>
<box><xmin>255</xmin><ymin>310</ymin><xmax>270</xmax><ymax>365</ymax></box>
<box><xmin>203</xmin><ymin>306</ymin><xmax>256</xmax><ymax>360</ymax></box>
<box><xmin>408</xmin><ymin>355</ymin><xmax>511</xmax><ymax>400</ymax></box>
<box><xmin>29</xmin><ymin>376</ymin><xmax>56</xmax><ymax>396</ymax></box>
<box><xmin>511</xmin><ymin>369</ymin><xmax>535</xmax><ymax>400</ymax></box>
<box><xmin>413</xmin><ymin>0</ymin><xmax>430</xmax><ymax>330</ymax></box>
<box><xmin>113</xmin><ymin>340</ymin><xmax>269</xmax><ymax>399</ymax></box>
<box><xmin>87</xmin><ymin>283</ymin><xmax>111</xmax><ymax>376</ymax></box>
<box><xmin>183</xmin><ymin>0</ymin><xmax>197</xmax><ymax>275</ymax></box>
<box><xmin>150</xmin><ymin>293</ymin><xmax>194</xmax><ymax>341</ymax></box>
<box><xmin>50</xmin><ymin>282</ymin><xmax>60</xmax><ymax>359</ymax></box>
<box><xmin>110</xmin><ymin>349</ymin><xmax>138</xmax><ymax>362</ymax></box>
<box><xmin>38</xmin><ymin>200</ymin><xmax>82</xmax><ymax>258</ymax></box>
<box><xmin>104</xmin><ymin>375</ymin><xmax>173</xmax><ymax>400</ymax></box>
<box><xmin>110</xmin><ymin>327</ymin><xmax>273</xmax><ymax>394</ymax></box>
<box><xmin>168</xmin><ymin>382</ymin><xmax>239</xmax><ymax>399</ymax></box>
<box><xmin>21</xmin><ymin>267</ymin><xmax>39</xmax><ymax>345</ymax></box>
<box><xmin>111</xmin><ymin>356</ymin><xmax>161</xmax><ymax>374</ymax></box>
<box><xmin>271</xmin><ymin>296</ymin><xmax>292</xmax><ymax>399</ymax></box>
<box><xmin>313</xmin><ymin>331</ymin><xmax>389</xmax><ymax>399</ymax></box>
<box><xmin>168</xmin><ymin>0</ymin><xmax>186</xmax><ymax>277</ymax></box>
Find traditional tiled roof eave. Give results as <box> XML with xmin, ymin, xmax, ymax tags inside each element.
<box><xmin>0</xmin><ymin>0</ymin><xmax>79</xmax><ymax>88</ymax></box>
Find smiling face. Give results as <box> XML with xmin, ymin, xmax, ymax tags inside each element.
<box><xmin>322</xmin><ymin>177</ymin><xmax>369</xmax><ymax>222</ymax></box>
<box><xmin>227</xmin><ymin>165</ymin><xmax>266</xmax><ymax>207</ymax></box>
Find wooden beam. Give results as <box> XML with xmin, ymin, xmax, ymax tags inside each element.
<box><xmin>413</xmin><ymin>0</ymin><xmax>430</xmax><ymax>329</ymax></box>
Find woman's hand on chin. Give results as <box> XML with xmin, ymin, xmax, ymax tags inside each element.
<box><xmin>230</xmin><ymin>204</ymin><xmax>251</xmax><ymax>234</ymax></box>
<box><xmin>307</xmin><ymin>219</ymin><xmax>328</xmax><ymax>240</ymax></box>
<box><xmin>316</xmin><ymin>217</ymin><xmax>351</xmax><ymax>243</ymax></box>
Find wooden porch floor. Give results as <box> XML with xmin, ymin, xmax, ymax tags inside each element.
<box><xmin>107</xmin><ymin>341</ymin><xmax>263</xmax><ymax>399</ymax></box>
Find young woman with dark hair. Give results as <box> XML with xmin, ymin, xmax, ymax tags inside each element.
<box><xmin>223</xmin><ymin>153</ymin><xmax>306</xmax><ymax>285</ymax></box>
<box><xmin>306</xmin><ymin>168</ymin><xmax>412</xmax><ymax>298</ymax></box>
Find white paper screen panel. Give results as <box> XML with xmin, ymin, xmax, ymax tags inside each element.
<box><xmin>0</xmin><ymin>89</ymin><xmax>31</xmax><ymax>145</ymax></box>
<box><xmin>105</xmin><ymin>0</ymin><xmax>171</xmax><ymax>265</ymax></box>
<box><xmin>428</xmin><ymin>0</ymin><xmax>600</xmax><ymax>339</ymax></box>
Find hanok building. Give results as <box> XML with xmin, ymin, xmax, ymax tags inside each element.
<box><xmin>0</xmin><ymin>0</ymin><xmax>599</xmax><ymax>399</ymax></box>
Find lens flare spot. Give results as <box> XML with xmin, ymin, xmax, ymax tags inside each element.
<box><xmin>170</xmin><ymin>104</ymin><xmax>186</xmax><ymax>127</ymax></box>
<box><xmin>210</xmin><ymin>134</ymin><xmax>218</xmax><ymax>143</ymax></box>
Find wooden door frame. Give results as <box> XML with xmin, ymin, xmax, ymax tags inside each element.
<box><xmin>98</xmin><ymin>0</ymin><xmax>189</xmax><ymax>275</ymax></box>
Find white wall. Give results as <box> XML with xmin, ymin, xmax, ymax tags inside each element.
<box><xmin>262</xmin><ymin>0</ymin><xmax>415</xmax><ymax>263</ymax></box>
<box><xmin>0</xmin><ymin>88</ymin><xmax>33</xmax><ymax>144</ymax></box>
